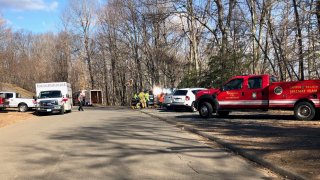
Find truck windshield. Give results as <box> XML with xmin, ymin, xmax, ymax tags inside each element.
<box><xmin>39</xmin><ymin>91</ymin><xmax>62</xmax><ymax>99</ymax></box>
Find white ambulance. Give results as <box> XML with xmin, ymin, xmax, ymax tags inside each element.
<box><xmin>35</xmin><ymin>82</ymin><xmax>73</xmax><ymax>115</ymax></box>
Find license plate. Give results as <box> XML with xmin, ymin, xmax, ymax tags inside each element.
<box><xmin>47</xmin><ymin>109</ymin><xmax>52</xmax><ymax>112</ymax></box>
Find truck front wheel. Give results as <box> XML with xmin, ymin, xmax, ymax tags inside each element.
<box><xmin>294</xmin><ymin>102</ymin><xmax>315</xmax><ymax>120</ymax></box>
<box><xmin>18</xmin><ymin>103</ymin><xmax>28</xmax><ymax>112</ymax></box>
<box><xmin>60</xmin><ymin>106</ymin><xmax>65</xmax><ymax>115</ymax></box>
<box><xmin>199</xmin><ymin>102</ymin><xmax>213</xmax><ymax>118</ymax></box>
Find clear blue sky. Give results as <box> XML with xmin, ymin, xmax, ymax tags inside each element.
<box><xmin>0</xmin><ymin>0</ymin><xmax>67</xmax><ymax>33</ymax></box>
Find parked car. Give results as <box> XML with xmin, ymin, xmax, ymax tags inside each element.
<box><xmin>171</xmin><ymin>88</ymin><xmax>206</xmax><ymax>111</ymax></box>
<box><xmin>148</xmin><ymin>93</ymin><xmax>155</xmax><ymax>107</ymax></box>
<box><xmin>162</xmin><ymin>89</ymin><xmax>176</xmax><ymax>110</ymax></box>
<box><xmin>0</xmin><ymin>92</ymin><xmax>36</xmax><ymax>112</ymax></box>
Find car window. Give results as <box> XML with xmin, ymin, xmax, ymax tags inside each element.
<box><xmin>191</xmin><ymin>90</ymin><xmax>202</xmax><ymax>95</ymax></box>
<box><xmin>248</xmin><ymin>77</ymin><xmax>262</xmax><ymax>89</ymax></box>
<box><xmin>223</xmin><ymin>79</ymin><xmax>243</xmax><ymax>91</ymax></box>
<box><xmin>5</xmin><ymin>93</ymin><xmax>13</xmax><ymax>99</ymax></box>
<box><xmin>173</xmin><ymin>90</ymin><xmax>188</xmax><ymax>96</ymax></box>
<box><xmin>270</xmin><ymin>75</ymin><xmax>278</xmax><ymax>83</ymax></box>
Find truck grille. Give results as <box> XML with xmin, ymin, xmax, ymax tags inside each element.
<box><xmin>40</xmin><ymin>100</ymin><xmax>58</xmax><ymax>106</ymax></box>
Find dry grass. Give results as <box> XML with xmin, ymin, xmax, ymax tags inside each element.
<box><xmin>0</xmin><ymin>110</ymin><xmax>35</xmax><ymax>128</ymax></box>
<box><xmin>0</xmin><ymin>83</ymin><xmax>35</xmax><ymax>98</ymax></box>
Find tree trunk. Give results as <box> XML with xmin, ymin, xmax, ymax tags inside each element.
<box><xmin>292</xmin><ymin>0</ymin><xmax>304</xmax><ymax>80</ymax></box>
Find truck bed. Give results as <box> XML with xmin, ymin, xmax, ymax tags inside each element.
<box><xmin>268</xmin><ymin>80</ymin><xmax>320</xmax><ymax>108</ymax></box>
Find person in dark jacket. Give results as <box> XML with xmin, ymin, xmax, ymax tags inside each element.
<box><xmin>78</xmin><ymin>93</ymin><xmax>84</xmax><ymax>111</ymax></box>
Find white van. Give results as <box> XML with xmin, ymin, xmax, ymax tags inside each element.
<box><xmin>35</xmin><ymin>82</ymin><xmax>73</xmax><ymax>115</ymax></box>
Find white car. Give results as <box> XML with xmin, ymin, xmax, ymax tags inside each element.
<box><xmin>171</xmin><ymin>88</ymin><xmax>206</xmax><ymax>111</ymax></box>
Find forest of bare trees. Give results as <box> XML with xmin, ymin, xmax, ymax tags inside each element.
<box><xmin>0</xmin><ymin>0</ymin><xmax>319</xmax><ymax>105</ymax></box>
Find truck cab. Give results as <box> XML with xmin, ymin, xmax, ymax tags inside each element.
<box><xmin>217</xmin><ymin>75</ymin><xmax>272</xmax><ymax>109</ymax></box>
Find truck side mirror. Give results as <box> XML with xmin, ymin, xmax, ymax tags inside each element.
<box><xmin>33</xmin><ymin>96</ymin><xmax>37</xmax><ymax>100</ymax></box>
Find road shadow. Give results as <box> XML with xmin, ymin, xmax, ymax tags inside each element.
<box><xmin>175</xmin><ymin>114</ymin><xmax>296</xmax><ymax>121</ymax></box>
<box><xmin>13</xmin><ymin>109</ymin><xmax>270</xmax><ymax>179</ymax></box>
<box><xmin>166</xmin><ymin>111</ymin><xmax>320</xmax><ymax>179</ymax></box>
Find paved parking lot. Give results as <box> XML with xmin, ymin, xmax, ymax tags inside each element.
<box><xmin>0</xmin><ymin>107</ymin><xmax>278</xmax><ymax>179</ymax></box>
<box><xmin>142</xmin><ymin>108</ymin><xmax>320</xmax><ymax>180</ymax></box>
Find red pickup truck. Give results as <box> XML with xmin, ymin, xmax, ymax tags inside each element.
<box><xmin>195</xmin><ymin>74</ymin><xmax>320</xmax><ymax>120</ymax></box>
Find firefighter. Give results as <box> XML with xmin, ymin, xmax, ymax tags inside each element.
<box><xmin>144</xmin><ymin>90</ymin><xmax>150</xmax><ymax>108</ymax></box>
<box><xmin>131</xmin><ymin>93</ymin><xmax>140</xmax><ymax>109</ymax></box>
<box><xmin>159</xmin><ymin>92</ymin><xmax>164</xmax><ymax>108</ymax></box>
<box><xmin>138</xmin><ymin>90</ymin><xmax>146</xmax><ymax>108</ymax></box>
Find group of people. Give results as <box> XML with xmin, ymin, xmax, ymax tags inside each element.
<box><xmin>132</xmin><ymin>90</ymin><xmax>150</xmax><ymax>109</ymax></box>
<box><xmin>131</xmin><ymin>90</ymin><xmax>168</xmax><ymax>109</ymax></box>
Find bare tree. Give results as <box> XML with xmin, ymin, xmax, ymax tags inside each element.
<box><xmin>66</xmin><ymin>0</ymin><xmax>97</xmax><ymax>89</ymax></box>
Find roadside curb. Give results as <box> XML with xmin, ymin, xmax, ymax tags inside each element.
<box><xmin>141</xmin><ymin>110</ymin><xmax>307</xmax><ymax>180</ymax></box>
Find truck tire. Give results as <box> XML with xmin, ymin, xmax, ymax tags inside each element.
<box><xmin>217</xmin><ymin>111</ymin><xmax>230</xmax><ymax>117</ymax></box>
<box><xmin>294</xmin><ymin>102</ymin><xmax>315</xmax><ymax>120</ymax></box>
<box><xmin>35</xmin><ymin>111</ymin><xmax>42</xmax><ymax>116</ymax></box>
<box><xmin>18</xmin><ymin>103</ymin><xmax>28</xmax><ymax>112</ymax></box>
<box><xmin>199</xmin><ymin>102</ymin><xmax>213</xmax><ymax>118</ymax></box>
<box><xmin>60</xmin><ymin>106</ymin><xmax>65</xmax><ymax>115</ymax></box>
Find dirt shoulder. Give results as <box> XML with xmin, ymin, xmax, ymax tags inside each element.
<box><xmin>142</xmin><ymin>109</ymin><xmax>320</xmax><ymax>180</ymax></box>
<box><xmin>0</xmin><ymin>110</ymin><xmax>35</xmax><ymax>128</ymax></box>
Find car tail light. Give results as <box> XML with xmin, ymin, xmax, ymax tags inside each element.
<box><xmin>186</xmin><ymin>96</ymin><xmax>190</xmax><ymax>101</ymax></box>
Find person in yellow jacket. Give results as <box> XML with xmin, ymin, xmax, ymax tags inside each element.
<box><xmin>131</xmin><ymin>93</ymin><xmax>140</xmax><ymax>109</ymax></box>
<box><xmin>138</xmin><ymin>91</ymin><xmax>146</xmax><ymax>108</ymax></box>
<box><xmin>144</xmin><ymin>90</ymin><xmax>150</xmax><ymax>108</ymax></box>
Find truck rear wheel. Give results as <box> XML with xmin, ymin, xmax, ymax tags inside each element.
<box><xmin>199</xmin><ymin>102</ymin><xmax>213</xmax><ymax>118</ymax></box>
<box><xmin>18</xmin><ymin>103</ymin><xmax>28</xmax><ymax>112</ymax></box>
<box><xmin>294</xmin><ymin>102</ymin><xmax>315</xmax><ymax>120</ymax></box>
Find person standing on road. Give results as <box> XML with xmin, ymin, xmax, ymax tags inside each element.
<box><xmin>144</xmin><ymin>90</ymin><xmax>149</xmax><ymax>108</ymax></box>
<box><xmin>138</xmin><ymin>90</ymin><xmax>146</xmax><ymax>108</ymax></box>
<box><xmin>159</xmin><ymin>93</ymin><xmax>164</xmax><ymax>108</ymax></box>
<box><xmin>78</xmin><ymin>93</ymin><xmax>84</xmax><ymax>111</ymax></box>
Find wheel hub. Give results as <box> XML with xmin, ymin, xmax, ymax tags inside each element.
<box><xmin>200</xmin><ymin>106</ymin><xmax>208</xmax><ymax>116</ymax></box>
<box><xmin>298</xmin><ymin>105</ymin><xmax>311</xmax><ymax>118</ymax></box>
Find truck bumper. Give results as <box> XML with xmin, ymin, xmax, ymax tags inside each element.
<box><xmin>0</xmin><ymin>104</ymin><xmax>9</xmax><ymax>109</ymax></box>
<box><xmin>36</xmin><ymin>105</ymin><xmax>62</xmax><ymax>113</ymax></box>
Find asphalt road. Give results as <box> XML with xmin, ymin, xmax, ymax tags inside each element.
<box><xmin>0</xmin><ymin>107</ymin><xmax>277</xmax><ymax>179</ymax></box>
